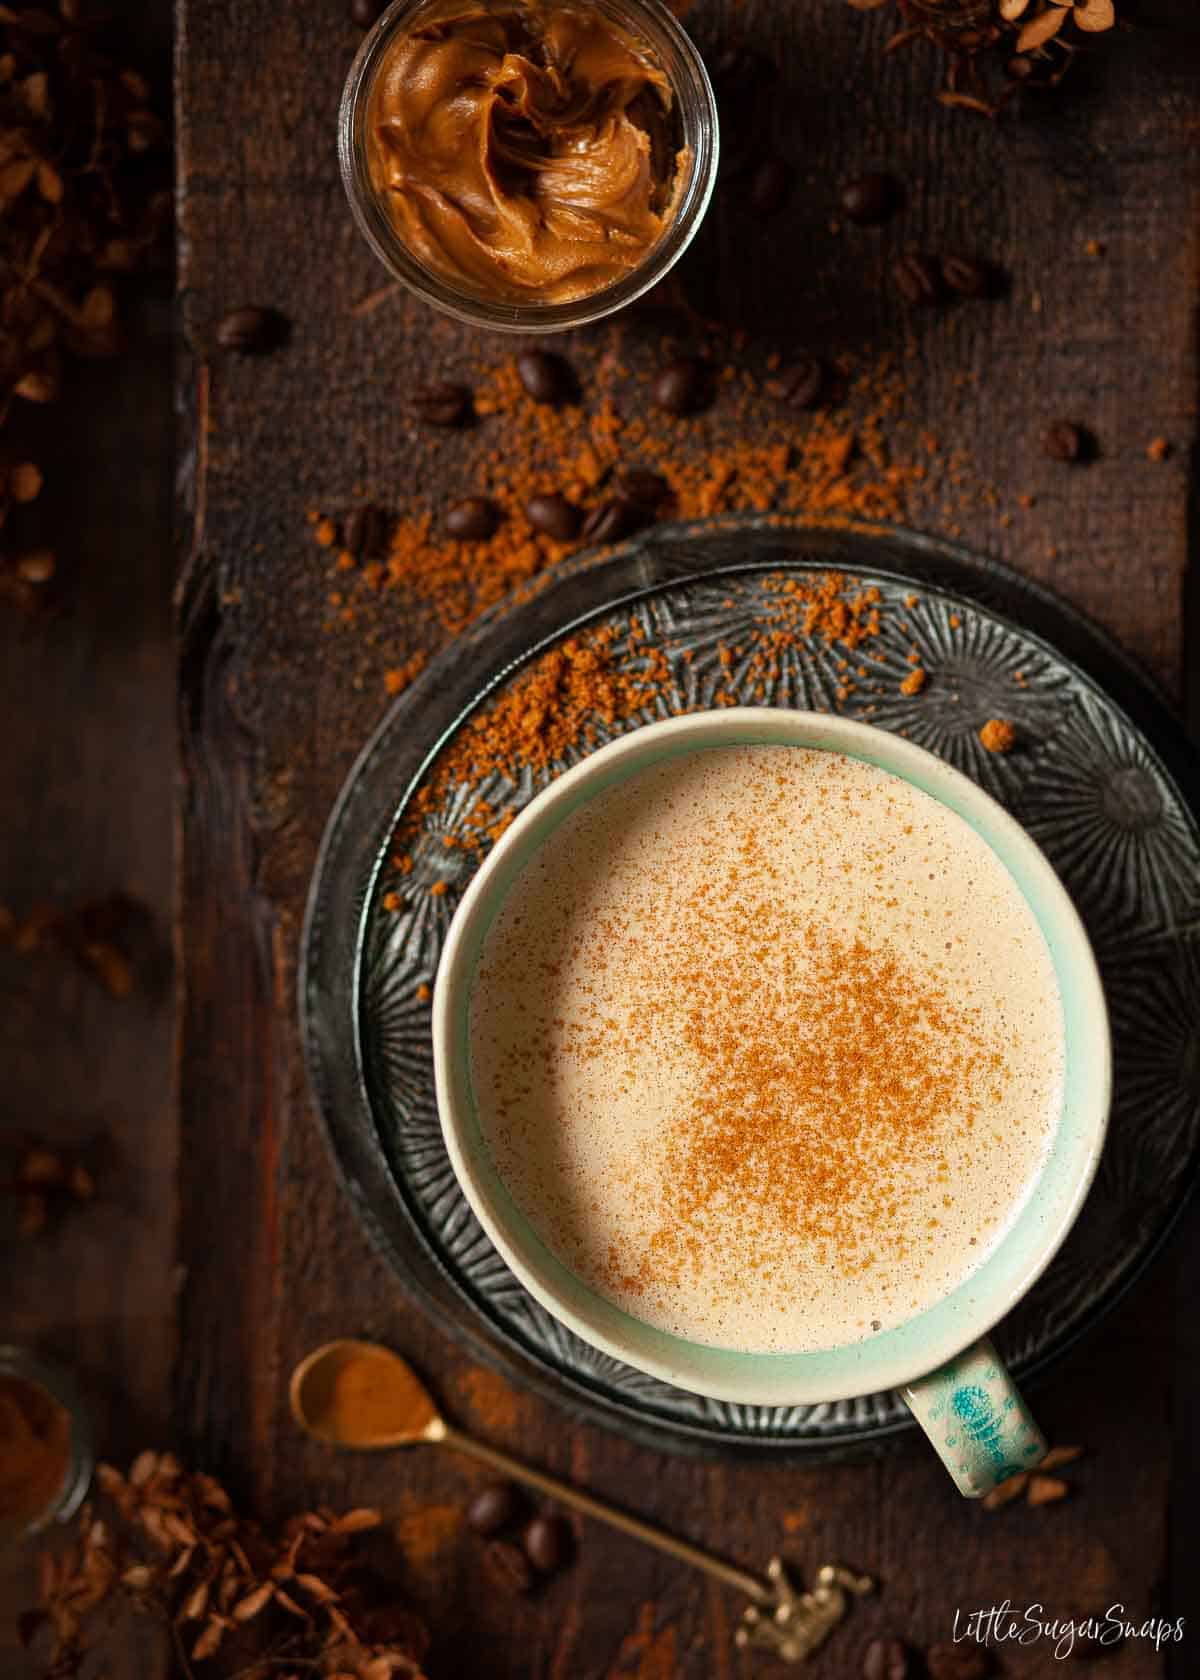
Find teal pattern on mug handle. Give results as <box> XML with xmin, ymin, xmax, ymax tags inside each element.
<box><xmin>900</xmin><ymin>1336</ymin><xmax>1047</xmax><ymax>1498</ymax></box>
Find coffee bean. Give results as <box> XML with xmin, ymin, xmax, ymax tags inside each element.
<box><xmin>216</xmin><ymin>305</ymin><xmax>289</xmax><ymax>354</ymax></box>
<box><xmin>707</xmin><ymin>42</ymin><xmax>772</xmax><ymax>179</ymax></box>
<box><xmin>652</xmin><ymin>356</ymin><xmax>710</xmax><ymax>416</ymax></box>
<box><xmin>409</xmin><ymin>381</ymin><xmax>472</xmax><ymax>427</ymax></box>
<box><xmin>444</xmin><ymin>496</ymin><xmax>499</xmax><ymax>540</ymax></box>
<box><xmin>466</xmin><ymin>1481</ymin><xmax>522</xmax><ymax>1535</ymax></box>
<box><xmin>840</xmin><ymin>172</ymin><xmax>900</xmax><ymax>226</ymax></box>
<box><xmin>482</xmin><ymin>1538</ymin><xmax>533</xmax><ymax>1594</ymax></box>
<box><xmin>515</xmin><ymin>348</ymin><xmax>574</xmax><ymax>405</ymax></box>
<box><xmin>1041</xmin><ymin>420</ymin><xmax>1086</xmax><ymax>462</ymax></box>
<box><xmin>522</xmin><ymin>1514</ymin><xmax>571</xmax><ymax>1573</ymax></box>
<box><xmin>891</xmin><ymin>251</ymin><xmax>941</xmax><ymax>306</ymax></box>
<box><xmin>707</xmin><ymin>39</ymin><xmax>772</xmax><ymax>103</ymax></box>
<box><xmin>581</xmin><ymin>496</ymin><xmax>651</xmax><ymax>545</ymax></box>
<box><xmin>613</xmin><ymin>467</ymin><xmax>670</xmax><ymax>508</ymax></box>
<box><xmin>766</xmin><ymin>355</ymin><xmax>823</xmax><ymax>411</ymax></box>
<box><xmin>925</xmin><ymin>1644</ymin><xmax>991</xmax><ymax>1680</ymax></box>
<box><xmin>349</xmin><ymin>0</ymin><xmax>386</xmax><ymax>25</ymax></box>
<box><xmin>343</xmin><ymin>504</ymin><xmax>386</xmax><ymax>558</ymax></box>
<box><xmin>941</xmin><ymin>255</ymin><xmax>990</xmax><ymax>298</ymax></box>
<box><xmin>749</xmin><ymin>154</ymin><xmax>793</xmax><ymax>218</ymax></box>
<box><xmin>863</xmin><ymin>1636</ymin><xmax>910</xmax><ymax>1680</ymax></box>
<box><xmin>525</xmin><ymin>492</ymin><xmax>581</xmax><ymax>541</ymax></box>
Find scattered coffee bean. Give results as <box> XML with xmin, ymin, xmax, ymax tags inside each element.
<box><xmin>1041</xmin><ymin>420</ymin><xmax>1085</xmax><ymax>462</ymax></box>
<box><xmin>343</xmin><ymin>504</ymin><xmax>386</xmax><ymax>558</ymax></box>
<box><xmin>613</xmin><ymin>466</ymin><xmax>670</xmax><ymax>507</ymax></box>
<box><xmin>444</xmin><ymin>496</ymin><xmax>499</xmax><ymax>540</ymax></box>
<box><xmin>216</xmin><ymin>305</ymin><xmax>289</xmax><ymax>354</ymax></box>
<box><xmin>749</xmin><ymin>154</ymin><xmax>793</xmax><ymax>217</ymax></box>
<box><xmin>925</xmin><ymin>1643</ymin><xmax>991</xmax><ymax>1680</ymax></box>
<box><xmin>581</xmin><ymin>496</ymin><xmax>651</xmax><ymax>545</ymax></box>
<box><xmin>941</xmin><ymin>255</ymin><xmax>990</xmax><ymax>298</ymax></box>
<box><xmin>891</xmin><ymin>251</ymin><xmax>941</xmax><ymax>307</ymax></box>
<box><xmin>766</xmin><ymin>355</ymin><xmax>824</xmax><ymax>411</ymax></box>
<box><xmin>652</xmin><ymin>356</ymin><xmax>710</xmax><ymax>416</ymax></box>
<box><xmin>409</xmin><ymin>380</ymin><xmax>472</xmax><ymax>427</ymax></box>
<box><xmin>466</xmin><ymin>1480</ymin><xmax>523</xmax><ymax>1535</ymax></box>
<box><xmin>707</xmin><ymin>41</ymin><xmax>773</xmax><ymax>178</ymax></box>
<box><xmin>522</xmin><ymin>1513</ymin><xmax>571</xmax><ymax>1573</ymax></box>
<box><xmin>515</xmin><ymin>348</ymin><xmax>574</xmax><ymax>405</ymax></box>
<box><xmin>840</xmin><ymin>172</ymin><xmax>901</xmax><ymax>226</ymax></box>
<box><xmin>525</xmin><ymin>492</ymin><xmax>582</xmax><ymax>541</ymax></box>
<box><xmin>863</xmin><ymin>1636</ymin><xmax>910</xmax><ymax>1680</ymax></box>
<box><xmin>482</xmin><ymin>1538</ymin><xmax>533</xmax><ymax>1594</ymax></box>
<box><xmin>349</xmin><ymin>0</ymin><xmax>386</xmax><ymax>26</ymax></box>
<box><xmin>707</xmin><ymin>39</ymin><xmax>772</xmax><ymax>103</ymax></box>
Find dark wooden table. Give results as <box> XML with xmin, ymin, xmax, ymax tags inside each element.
<box><xmin>5</xmin><ymin>0</ymin><xmax>1200</xmax><ymax>1676</ymax></box>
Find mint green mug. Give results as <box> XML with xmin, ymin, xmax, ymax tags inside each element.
<box><xmin>432</xmin><ymin>710</ymin><xmax>1111</xmax><ymax>1496</ymax></box>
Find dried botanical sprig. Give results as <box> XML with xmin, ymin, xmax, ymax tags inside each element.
<box><xmin>0</xmin><ymin>893</ymin><xmax>141</xmax><ymax>996</ymax></box>
<box><xmin>981</xmin><ymin>1443</ymin><xmax>1085</xmax><ymax>1510</ymax></box>
<box><xmin>22</xmin><ymin>1452</ymin><xmax>431</xmax><ymax>1678</ymax></box>
<box><xmin>1</xmin><ymin>1</ymin><xmax>169</xmax><ymax>602</ymax></box>
<box><xmin>847</xmin><ymin>0</ymin><xmax>1121</xmax><ymax>116</ymax></box>
<box><xmin>3</xmin><ymin>1135</ymin><xmax>96</xmax><ymax>1236</ymax></box>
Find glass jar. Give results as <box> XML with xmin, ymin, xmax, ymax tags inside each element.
<box><xmin>338</xmin><ymin>0</ymin><xmax>719</xmax><ymax>332</ymax></box>
<box><xmin>0</xmin><ymin>1347</ymin><xmax>93</xmax><ymax>1541</ymax></box>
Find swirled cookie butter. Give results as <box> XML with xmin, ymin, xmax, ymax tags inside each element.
<box><xmin>469</xmin><ymin>746</ymin><xmax>1066</xmax><ymax>1354</ymax></box>
<box><xmin>366</xmin><ymin>0</ymin><xmax>688</xmax><ymax>303</ymax></box>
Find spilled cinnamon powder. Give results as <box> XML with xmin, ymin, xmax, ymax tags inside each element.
<box><xmin>457</xmin><ymin>1364</ymin><xmax>521</xmax><ymax>1434</ymax></box>
<box><xmin>383</xmin><ymin>570</ymin><xmax>886</xmax><ymax>884</ymax></box>
<box><xmin>312</xmin><ymin>345</ymin><xmax>951</xmax><ymax>689</ymax></box>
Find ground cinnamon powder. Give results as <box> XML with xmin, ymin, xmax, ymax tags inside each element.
<box><xmin>599</xmin><ymin>912</ymin><xmax>992</xmax><ymax>1305</ymax></box>
<box><xmin>0</xmin><ymin>1374</ymin><xmax>70</xmax><ymax>1527</ymax></box>
<box><xmin>382</xmin><ymin>569</ymin><xmax>889</xmax><ymax>884</ymax></box>
<box><xmin>312</xmin><ymin>344</ymin><xmax>951</xmax><ymax>683</ymax></box>
<box><xmin>301</xmin><ymin>1345</ymin><xmax>435</xmax><ymax>1444</ymax></box>
<box><xmin>393</xmin><ymin>1500</ymin><xmax>461</xmax><ymax>1575</ymax></box>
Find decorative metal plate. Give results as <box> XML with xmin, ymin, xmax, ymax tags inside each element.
<box><xmin>301</xmin><ymin>517</ymin><xmax>1200</xmax><ymax>1460</ymax></box>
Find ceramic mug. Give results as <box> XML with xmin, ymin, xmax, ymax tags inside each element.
<box><xmin>432</xmin><ymin>709</ymin><xmax>1111</xmax><ymax>1496</ymax></box>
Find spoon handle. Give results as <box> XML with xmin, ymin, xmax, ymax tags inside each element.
<box><xmin>435</xmin><ymin>1421</ymin><xmax>770</xmax><ymax>1604</ymax></box>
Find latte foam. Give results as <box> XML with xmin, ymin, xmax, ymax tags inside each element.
<box><xmin>469</xmin><ymin>745</ymin><xmax>1064</xmax><ymax>1353</ymax></box>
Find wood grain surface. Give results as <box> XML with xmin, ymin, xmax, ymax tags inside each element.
<box><xmin>40</xmin><ymin>0</ymin><xmax>1191</xmax><ymax>1674</ymax></box>
<box><xmin>0</xmin><ymin>296</ymin><xmax>176</xmax><ymax>1672</ymax></box>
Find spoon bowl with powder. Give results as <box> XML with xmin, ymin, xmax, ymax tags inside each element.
<box><xmin>288</xmin><ymin>1337</ymin><xmax>874</xmax><ymax>1663</ymax></box>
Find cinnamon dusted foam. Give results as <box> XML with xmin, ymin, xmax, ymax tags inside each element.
<box><xmin>469</xmin><ymin>745</ymin><xmax>1064</xmax><ymax>1353</ymax></box>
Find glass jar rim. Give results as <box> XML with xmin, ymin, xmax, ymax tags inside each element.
<box><xmin>338</xmin><ymin>0</ymin><xmax>720</xmax><ymax>332</ymax></box>
<box><xmin>0</xmin><ymin>1346</ymin><xmax>93</xmax><ymax>1540</ymax></box>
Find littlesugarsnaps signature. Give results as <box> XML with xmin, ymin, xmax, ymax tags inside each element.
<box><xmin>952</xmin><ymin>1601</ymin><xmax>1186</xmax><ymax>1660</ymax></box>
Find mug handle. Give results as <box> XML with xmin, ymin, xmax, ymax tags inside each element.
<box><xmin>900</xmin><ymin>1336</ymin><xmax>1048</xmax><ymax>1498</ymax></box>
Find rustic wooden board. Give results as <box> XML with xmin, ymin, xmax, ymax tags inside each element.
<box><xmin>0</xmin><ymin>330</ymin><xmax>176</xmax><ymax>1671</ymax></box>
<box><xmin>175</xmin><ymin>1</ymin><xmax>1200</xmax><ymax>1675</ymax></box>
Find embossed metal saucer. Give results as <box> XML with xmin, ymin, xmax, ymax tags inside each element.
<box><xmin>300</xmin><ymin>517</ymin><xmax>1200</xmax><ymax>1460</ymax></box>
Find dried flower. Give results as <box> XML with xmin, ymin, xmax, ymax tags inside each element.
<box><xmin>4</xmin><ymin>1135</ymin><xmax>98</xmax><ymax>1238</ymax></box>
<box><xmin>982</xmin><ymin>1445</ymin><xmax>1085</xmax><ymax>1509</ymax></box>
<box><xmin>0</xmin><ymin>893</ymin><xmax>142</xmax><ymax>995</ymax></box>
<box><xmin>22</xmin><ymin>1456</ymin><xmax>426</xmax><ymax>1678</ymax></box>
<box><xmin>846</xmin><ymin>0</ymin><xmax>1120</xmax><ymax>116</ymax></box>
<box><xmin>1</xmin><ymin>3</ymin><xmax>169</xmax><ymax>604</ymax></box>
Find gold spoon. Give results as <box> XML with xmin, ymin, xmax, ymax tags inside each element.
<box><xmin>289</xmin><ymin>1339</ymin><xmax>873</xmax><ymax>1664</ymax></box>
